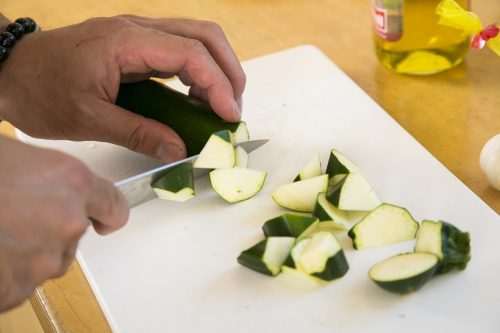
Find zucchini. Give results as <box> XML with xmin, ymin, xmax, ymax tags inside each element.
<box><xmin>262</xmin><ymin>214</ymin><xmax>319</xmax><ymax>240</ymax></box>
<box><xmin>272</xmin><ymin>174</ymin><xmax>329</xmax><ymax>212</ymax></box>
<box><xmin>289</xmin><ymin>231</ymin><xmax>349</xmax><ymax>281</ymax></box>
<box><xmin>368</xmin><ymin>252</ymin><xmax>439</xmax><ymax>294</ymax></box>
<box><xmin>326</xmin><ymin>149</ymin><xmax>359</xmax><ymax>179</ymax></box>
<box><xmin>151</xmin><ymin>162</ymin><xmax>194</xmax><ymax>202</ymax></box>
<box><xmin>237</xmin><ymin>237</ymin><xmax>295</xmax><ymax>276</ymax></box>
<box><xmin>231</xmin><ymin>122</ymin><xmax>250</xmax><ymax>145</ymax></box>
<box><xmin>294</xmin><ymin>154</ymin><xmax>322</xmax><ymax>182</ymax></box>
<box><xmin>193</xmin><ymin>130</ymin><xmax>235</xmax><ymax>169</ymax></box>
<box><xmin>234</xmin><ymin>146</ymin><xmax>248</xmax><ymax>168</ymax></box>
<box><xmin>209</xmin><ymin>168</ymin><xmax>267</xmax><ymax>203</ymax></box>
<box><xmin>313</xmin><ymin>193</ymin><xmax>351</xmax><ymax>230</ymax></box>
<box><xmin>326</xmin><ymin>172</ymin><xmax>380</xmax><ymax>211</ymax></box>
<box><xmin>116</xmin><ymin>80</ymin><xmax>240</xmax><ymax>156</ymax></box>
<box><xmin>348</xmin><ymin>203</ymin><xmax>419</xmax><ymax>250</ymax></box>
<box><xmin>414</xmin><ymin>220</ymin><xmax>471</xmax><ymax>274</ymax></box>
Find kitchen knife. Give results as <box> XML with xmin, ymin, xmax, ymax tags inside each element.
<box><xmin>115</xmin><ymin>139</ymin><xmax>269</xmax><ymax>208</ymax></box>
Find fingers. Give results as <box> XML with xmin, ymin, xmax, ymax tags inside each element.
<box><xmin>114</xmin><ymin>20</ymin><xmax>242</xmax><ymax>122</ymax></box>
<box><xmin>86</xmin><ymin>174</ymin><xmax>129</xmax><ymax>235</ymax></box>
<box><xmin>119</xmin><ymin>15</ymin><xmax>246</xmax><ymax>104</ymax></box>
<box><xmin>83</xmin><ymin>99</ymin><xmax>187</xmax><ymax>162</ymax></box>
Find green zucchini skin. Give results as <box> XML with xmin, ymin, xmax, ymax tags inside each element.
<box><xmin>237</xmin><ymin>240</ymin><xmax>273</xmax><ymax>276</ymax></box>
<box><xmin>325</xmin><ymin>175</ymin><xmax>347</xmax><ymax>207</ymax></box>
<box><xmin>116</xmin><ymin>80</ymin><xmax>240</xmax><ymax>156</ymax></box>
<box><xmin>415</xmin><ymin>220</ymin><xmax>471</xmax><ymax>274</ymax></box>
<box><xmin>151</xmin><ymin>162</ymin><xmax>194</xmax><ymax>193</ymax></box>
<box><xmin>311</xmin><ymin>251</ymin><xmax>349</xmax><ymax>281</ymax></box>
<box><xmin>262</xmin><ymin>214</ymin><xmax>318</xmax><ymax>238</ymax></box>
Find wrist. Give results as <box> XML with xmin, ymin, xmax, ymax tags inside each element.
<box><xmin>0</xmin><ymin>14</ymin><xmax>11</xmax><ymax>30</ymax></box>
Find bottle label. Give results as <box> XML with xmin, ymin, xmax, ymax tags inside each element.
<box><xmin>372</xmin><ymin>0</ymin><xmax>403</xmax><ymax>41</ymax></box>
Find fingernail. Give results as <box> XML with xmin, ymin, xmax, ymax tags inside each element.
<box><xmin>232</xmin><ymin>99</ymin><xmax>242</xmax><ymax>120</ymax></box>
<box><xmin>157</xmin><ymin>142</ymin><xmax>185</xmax><ymax>162</ymax></box>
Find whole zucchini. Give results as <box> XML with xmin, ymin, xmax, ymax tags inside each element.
<box><xmin>116</xmin><ymin>80</ymin><xmax>240</xmax><ymax>156</ymax></box>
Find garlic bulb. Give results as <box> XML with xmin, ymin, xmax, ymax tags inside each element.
<box><xmin>480</xmin><ymin>134</ymin><xmax>500</xmax><ymax>191</ymax></box>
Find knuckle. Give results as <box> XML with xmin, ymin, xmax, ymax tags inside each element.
<box><xmin>127</xmin><ymin>121</ymin><xmax>148</xmax><ymax>153</ymax></box>
<box><xmin>183</xmin><ymin>38</ymin><xmax>207</xmax><ymax>56</ymax></box>
<box><xmin>199</xmin><ymin>20</ymin><xmax>225</xmax><ymax>39</ymax></box>
<box><xmin>62</xmin><ymin>158</ymin><xmax>92</xmax><ymax>190</ymax></box>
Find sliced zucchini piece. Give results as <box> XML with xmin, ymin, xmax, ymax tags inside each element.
<box><xmin>151</xmin><ymin>162</ymin><xmax>195</xmax><ymax>202</ymax></box>
<box><xmin>313</xmin><ymin>193</ymin><xmax>351</xmax><ymax>230</ymax></box>
<box><xmin>348</xmin><ymin>203</ymin><xmax>419</xmax><ymax>250</ymax></box>
<box><xmin>291</xmin><ymin>231</ymin><xmax>349</xmax><ymax>281</ymax></box>
<box><xmin>325</xmin><ymin>149</ymin><xmax>359</xmax><ymax>179</ymax></box>
<box><xmin>281</xmin><ymin>264</ymin><xmax>327</xmax><ymax>285</ymax></box>
<box><xmin>234</xmin><ymin>146</ymin><xmax>249</xmax><ymax>168</ymax></box>
<box><xmin>231</xmin><ymin>121</ymin><xmax>250</xmax><ymax>144</ymax></box>
<box><xmin>414</xmin><ymin>220</ymin><xmax>471</xmax><ymax>274</ymax></box>
<box><xmin>369</xmin><ymin>252</ymin><xmax>439</xmax><ymax>294</ymax></box>
<box><xmin>272</xmin><ymin>174</ymin><xmax>329</xmax><ymax>212</ymax></box>
<box><xmin>209</xmin><ymin>167</ymin><xmax>267</xmax><ymax>203</ymax></box>
<box><xmin>262</xmin><ymin>214</ymin><xmax>319</xmax><ymax>240</ymax></box>
<box><xmin>193</xmin><ymin>130</ymin><xmax>235</xmax><ymax>169</ymax></box>
<box><xmin>326</xmin><ymin>172</ymin><xmax>380</xmax><ymax>211</ymax></box>
<box><xmin>294</xmin><ymin>154</ymin><xmax>322</xmax><ymax>182</ymax></box>
<box><xmin>237</xmin><ymin>237</ymin><xmax>295</xmax><ymax>276</ymax></box>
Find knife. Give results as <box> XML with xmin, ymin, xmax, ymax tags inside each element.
<box><xmin>115</xmin><ymin>139</ymin><xmax>269</xmax><ymax>208</ymax></box>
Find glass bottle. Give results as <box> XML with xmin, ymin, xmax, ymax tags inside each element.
<box><xmin>372</xmin><ymin>0</ymin><xmax>470</xmax><ymax>75</ymax></box>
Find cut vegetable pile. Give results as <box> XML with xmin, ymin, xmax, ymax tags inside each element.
<box><xmin>238</xmin><ymin>148</ymin><xmax>471</xmax><ymax>294</ymax></box>
<box><xmin>152</xmin><ymin>123</ymin><xmax>267</xmax><ymax>204</ymax></box>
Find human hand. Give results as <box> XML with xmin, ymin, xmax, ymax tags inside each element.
<box><xmin>0</xmin><ymin>16</ymin><xmax>245</xmax><ymax>162</ymax></box>
<box><xmin>0</xmin><ymin>135</ymin><xmax>128</xmax><ymax>311</ymax></box>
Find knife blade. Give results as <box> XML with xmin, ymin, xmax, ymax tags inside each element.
<box><xmin>115</xmin><ymin>139</ymin><xmax>269</xmax><ymax>208</ymax></box>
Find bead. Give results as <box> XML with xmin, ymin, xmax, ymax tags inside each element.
<box><xmin>15</xmin><ymin>18</ymin><xmax>32</xmax><ymax>34</ymax></box>
<box><xmin>25</xmin><ymin>18</ymin><xmax>37</xmax><ymax>33</ymax></box>
<box><xmin>5</xmin><ymin>22</ymin><xmax>24</xmax><ymax>39</ymax></box>
<box><xmin>0</xmin><ymin>46</ymin><xmax>8</xmax><ymax>62</ymax></box>
<box><xmin>0</xmin><ymin>32</ymin><xmax>15</xmax><ymax>48</ymax></box>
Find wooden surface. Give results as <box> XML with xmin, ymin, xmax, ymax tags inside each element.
<box><xmin>1</xmin><ymin>0</ymin><xmax>499</xmax><ymax>332</ymax></box>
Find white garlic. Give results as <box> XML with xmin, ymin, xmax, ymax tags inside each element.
<box><xmin>480</xmin><ymin>134</ymin><xmax>500</xmax><ymax>191</ymax></box>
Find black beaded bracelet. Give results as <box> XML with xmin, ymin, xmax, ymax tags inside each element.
<box><xmin>0</xmin><ymin>17</ymin><xmax>38</xmax><ymax>63</ymax></box>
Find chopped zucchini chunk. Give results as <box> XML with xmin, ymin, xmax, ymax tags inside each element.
<box><xmin>294</xmin><ymin>154</ymin><xmax>322</xmax><ymax>182</ymax></box>
<box><xmin>369</xmin><ymin>252</ymin><xmax>439</xmax><ymax>294</ymax></box>
<box><xmin>193</xmin><ymin>130</ymin><xmax>235</xmax><ymax>169</ymax></box>
<box><xmin>313</xmin><ymin>193</ymin><xmax>351</xmax><ymax>229</ymax></box>
<box><xmin>272</xmin><ymin>174</ymin><xmax>329</xmax><ymax>212</ymax></box>
<box><xmin>348</xmin><ymin>203</ymin><xmax>419</xmax><ymax>250</ymax></box>
<box><xmin>231</xmin><ymin>121</ymin><xmax>250</xmax><ymax>145</ymax></box>
<box><xmin>234</xmin><ymin>146</ymin><xmax>249</xmax><ymax>168</ymax></box>
<box><xmin>325</xmin><ymin>149</ymin><xmax>359</xmax><ymax>179</ymax></box>
<box><xmin>262</xmin><ymin>214</ymin><xmax>319</xmax><ymax>240</ymax></box>
<box><xmin>237</xmin><ymin>237</ymin><xmax>296</xmax><ymax>276</ymax></box>
<box><xmin>151</xmin><ymin>162</ymin><xmax>195</xmax><ymax>202</ymax></box>
<box><xmin>290</xmin><ymin>231</ymin><xmax>349</xmax><ymax>281</ymax></box>
<box><xmin>414</xmin><ymin>220</ymin><xmax>471</xmax><ymax>274</ymax></box>
<box><xmin>326</xmin><ymin>172</ymin><xmax>380</xmax><ymax>211</ymax></box>
<box><xmin>209</xmin><ymin>167</ymin><xmax>266</xmax><ymax>203</ymax></box>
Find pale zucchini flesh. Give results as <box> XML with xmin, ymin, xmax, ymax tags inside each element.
<box><xmin>272</xmin><ymin>174</ymin><xmax>329</xmax><ymax>212</ymax></box>
<box><xmin>348</xmin><ymin>203</ymin><xmax>419</xmax><ymax>250</ymax></box>
<box><xmin>193</xmin><ymin>130</ymin><xmax>235</xmax><ymax>169</ymax></box>
<box><xmin>294</xmin><ymin>154</ymin><xmax>322</xmax><ymax>182</ymax></box>
<box><xmin>209</xmin><ymin>167</ymin><xmax>266</xmax><ymax>203</ymax></box>
<box><xmin>231</xmin><ymin>121</ymin><xmax>250</xmax><ymax>145</ymax></box>
<box><xmin>369</xmin><ymin>252</ymin><xmax>439</xmax><ymax>294</ymax></box>
<box><xmin>234</xmin><ymin>146</ymin><xmax>249</xmax><ymax>168</ymax></box>
<box><xmin>326</xmin><ymin>172</ymin><xmax>380</xmax><ymax>211</ymax></box>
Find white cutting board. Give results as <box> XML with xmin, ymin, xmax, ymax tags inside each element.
<box><xmin>18</xmin><ymin>45</ymin><xmax>500</xmax><ymax>333</ymax></box>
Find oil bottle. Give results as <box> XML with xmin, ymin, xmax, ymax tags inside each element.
<box><xmin>372</xmin><ymin>0</ymin><xmax>470</xmax><ymax>75</ymax></box>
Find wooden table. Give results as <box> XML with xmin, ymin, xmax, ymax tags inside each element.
<box><xmin>2</xmin><ymin>0</ymin><xmax>499</xmax><ymax>331</ymax></box>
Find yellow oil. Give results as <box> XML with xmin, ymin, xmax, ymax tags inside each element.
<box><xmin>374</xmin><ymin>0</ymin><xmax>470</xmax><ymax>75</ymax></box>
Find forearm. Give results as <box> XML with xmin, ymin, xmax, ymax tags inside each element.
<box><xmin>0</xmin><ymin>13</ymin><xmax>11</xmax><ymax>30</ymax></box>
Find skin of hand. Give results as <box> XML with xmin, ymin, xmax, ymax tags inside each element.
<box><xmin>0</xmin><ymin>15</ymin><xmax>246</xmax><ymax>162</ymax></box>
<box><xmin>0</xmin><ymin>135</ymin><xmax>128</xmax><ymax>311</ymax></box>
<box><xmin>0</xmin><ymin>15</ymin><xmax>245</xmax><ymax>311</ymax></box>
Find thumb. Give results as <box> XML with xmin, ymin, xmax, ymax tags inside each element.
<box><xmin>86</xmin><ymin>100</ymin><xmax>186</xmax><ymax>162</ymax></box>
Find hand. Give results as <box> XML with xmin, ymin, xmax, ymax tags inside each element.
<box><xmin>0</xmin><ymin>135</ymin><xmax>128</xmax><ymax>311</ymax></box>
<box><xmin>0</xmin><ymin>16</ymin><xmax>245</xmax><ymax>162</ymax></box>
